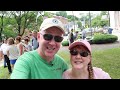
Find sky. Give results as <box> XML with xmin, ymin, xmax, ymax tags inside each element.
<box><xmin>46</xmin><ymin>11</ymin><xmax>101</xmax><ymax>17</ymax></box>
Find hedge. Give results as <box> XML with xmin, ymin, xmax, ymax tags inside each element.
<box><xmin>62</xmin><ymin>40</ymin><xmax>69</xmax><ymax>46</ymax></box>
<box><xmin>92</xmin><ymin>33</ymin><xmax>118</xmax><ymax>44</ymax></box>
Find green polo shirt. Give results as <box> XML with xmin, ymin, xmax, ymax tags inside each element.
<box><xmin>10</xmin><ymin>50</ymin><xmax>68</xmax><ymax>79</ymax></box>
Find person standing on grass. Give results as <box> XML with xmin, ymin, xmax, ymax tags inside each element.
<box><xmin>0</xmin><ymin>39</ymin><xmax>8</xmax><ymax>68</ymax></box>
<box><xmin>15</xmin><ymin>36</ymin><xmax>24</xmax><ymax>56</ymax></box>
<box><xmin>68</xmin><ymin>29</ymin><xmax>74</xmax><ymax>45</ymax></box>
<box><xmin>0</xmin><ymin>38</ymin><xmax>12</xmax><ymax>74</ymax></box>
<box><xmin>63</xmin><ymin>40</ymin><xmax>111</xmax><ymax>79</ymax></box>
<box><xmin>10</xmin><ymin>18</ymin><xmax>68</xmax><ymax>79</ymax></box>
<box><xmin>7</xmin><ymin>37</ymin><xmax>19</xmax><ymax>69</ymax></box>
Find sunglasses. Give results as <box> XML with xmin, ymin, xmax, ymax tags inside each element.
<box><xmin>70</xmin><ymin>50</ymin><xmax>90</xmax><ymax>57</ymax></box>
<box><xmin>40</xmin><ymin>33</ymin><xmax>63</xmax><ymax>42</ymax></box>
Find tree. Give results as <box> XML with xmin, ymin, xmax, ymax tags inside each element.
<box><xmin>0</xmin><ymin>11</ymin><xmax>9</xmax><ymax>41</ymax></box>
<box><xmin>100</xmin><ymin>11</ymin><xmax>108</xmax><ymax>16</ymax></box>
<box><xmin>91</xmin><ymin>15</ymin><xmax>101</xmax><ymax>27</ymax></box>
<box><xmin>77</xmin><ymin>21</ymin><xmax>82</xmax><ymax>28</ymax></box>
<box><xmin>91</xmin><ymin>12</ymin><xmax>109</xmax><ymax>27</ymax></box>
<box><xmin>56</xmin><ymin>11</ymin><xmax>67</xmax><ymax>18</ymax></box>
<box><xmin>100</xmin><ymin>20</ymin><xmax>109</xmax><ymax>27</ymax></box>
<box><xmin>67</xmin><ymin>15</ymin><xmax>79</xmax><ymax>21</ymax></box>
<box><xmin>10</xmin><ymin>11</ymin><xmax>38</xmax><ymax>36</ymax></box>
<box><xmin>44</xmin><ymin>11</ymin><xmax>54</xmax><ymax>18</ymax></box>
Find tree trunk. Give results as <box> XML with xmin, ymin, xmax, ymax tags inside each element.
<box><xmin>0</xmin><ymin>31</ymin><xmax>2</xmax><ymax>42</ymax></box>
<box><xmin>0</xmin><ymin>15</ymin><xmax>3</xmax><ymax>41</ymax></box>
<box><xmin>18</xmin><ymin>24</ymin><xmax>21</xmax><ymax>35</ymax></box>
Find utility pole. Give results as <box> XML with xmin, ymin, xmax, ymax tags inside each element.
<box><xmin>72</xmin><ymin>11</ymin><xmax>75</xmax><ymax>32</ymax></box>
<box><xmin>89</xmin><ymin>11</ymin><xmax>92</xmax><ymax>37</ymax></box>
<box><xmin>108</xmin><ymin>11</ymin><xmax>110</xmax><ymax>27</ymax></box>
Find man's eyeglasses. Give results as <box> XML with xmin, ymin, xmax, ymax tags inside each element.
<box><xmin>70</xmin><ymin>50</ymin><xmax>90</xmax><ymax>57</ymax></box>
<box><xmin>40</xmin><ymin>33</ymin><xmax>63</xmax><ymax>42</ymax></box>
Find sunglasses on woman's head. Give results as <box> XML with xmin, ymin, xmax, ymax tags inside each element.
<box><xmin>40</xmin><ymin>33</ymin><xmax>63</xmax><ymax>42</ymax></box>
<box><xmin>70</xmin><ymin>50</ymin><xmax>90</xmax><ymax>57</ymax></box>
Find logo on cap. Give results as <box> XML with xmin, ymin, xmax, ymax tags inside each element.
<box><xmin>52</xmin><ymin>19</ymin><xmax>58</xmax><ymax>24</ymax></box>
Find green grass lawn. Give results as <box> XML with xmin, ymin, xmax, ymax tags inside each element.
<box><xmin>0</xmin><ymin>47</ymin><xmax>120</xmax><ymax>79</ymax></box>
<box><xmin>92</xmin><ymin>48</ymin><xmax>120</xmax><ymax>79</ymax></box>
<box><xmin>0</xmin><ymin>66</ymin><xmax>10</xmax><ymax>79</ymax></box>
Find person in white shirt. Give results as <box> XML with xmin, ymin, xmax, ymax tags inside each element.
<box><xmin>7</xmin><ymin>37</ymin><xmax>19</xmax><ymax>68</ymax></box>
<box><xmin>0</xmin><ymin>38</ymin><xmax>12</xmax><ymax>74</ymax></box>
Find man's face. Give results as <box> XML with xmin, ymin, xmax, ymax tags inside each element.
<box><xmin>32</xmin><ymin>32</ymin><xmax>37</xmax><ymax>38</ymax></box>
<box><xmin>38</xmin><ymin>27</ymin><xmax>63</xmax><ymax>59</ymax></box>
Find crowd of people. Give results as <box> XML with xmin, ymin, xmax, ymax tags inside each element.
<box><xmin>0</xmin><ymin>18</ymin><xmax>111</xmax><ymax>79</ymax></box>
<box><xmin>0</xmin><ymin>30</ymin><xmax>39</xmax><ymax>74</ymax></box>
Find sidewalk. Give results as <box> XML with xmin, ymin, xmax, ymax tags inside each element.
<box><xmin>112</xmin><ymin>29</ymin><xmax>120</xmax><ymax>41</ymax></box>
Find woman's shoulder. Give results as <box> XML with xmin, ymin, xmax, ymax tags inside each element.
<box><xmin>62</xmin><ymin>69</ymin><xmax>71</xmax><ymax>79</ymax></box>
<box><xmin>93</xmin><ymin>67</ymin><xmax>111</xmax><ymax>79</ymax></box>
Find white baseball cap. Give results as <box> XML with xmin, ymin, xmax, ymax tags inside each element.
<box><xmin>39</xmin><ymin>18</ymin><xmax>65</xmax><ymax>34</ymax></box>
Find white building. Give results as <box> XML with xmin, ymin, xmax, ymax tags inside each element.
<box><xmin>109</xmin><ymin>11</ymin><xmax>120</xmax><ymax>30</ymax></box>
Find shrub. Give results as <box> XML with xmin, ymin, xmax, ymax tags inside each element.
<box><xmin>92</xmin><ymin>33</ymin><xmax>118</xmax><ymax>44</ymax></box>
<box><xmin>62</xmin><ymin>40</ymin><xmax>69</xmax><ymax>46</ymax></box>
<box><xmin>76</xmin><ymin>34</ymin><xmax>81</xmax><ymax>40</ymax></box>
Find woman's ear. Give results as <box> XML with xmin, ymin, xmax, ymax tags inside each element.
<box><xmin>88</xmin><ymin>54</ymin><xmax>92</xmax><ymax>60</ymax></box>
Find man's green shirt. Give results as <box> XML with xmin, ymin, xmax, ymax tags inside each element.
<box><xmin>10</xmin><ymin>50</ymin><xmax>68</xmax><ymax>79</ymax></box>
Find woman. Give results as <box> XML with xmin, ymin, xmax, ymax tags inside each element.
<box><xmin>23</xmin><ymin>37</ymin><xmax>32</xmax><ymax>52</ymax></box>
<box><xmin>7</xmin><ymin>37</ymin><xmax>19</xmax><ymax>68</ymax></box>
<box><xmin>63</xmin><ymin>40</ymin><xmax>111</xmax><ymax>79</ymax></box>
<box><xmin>15</xmin><ymin>36</ymin><xmax>24</xmax><ymax>56</ymax></box>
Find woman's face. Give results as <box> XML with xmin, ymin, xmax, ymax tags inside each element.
<box><xmin>70</xmin><ymin>45</ymin><xmax>91</xmax><ymax>70</ymax></box>
<box><xmin>15</xmin><ymin>39</ymin><xmax>19</xmax><ymax>44</ymax></box>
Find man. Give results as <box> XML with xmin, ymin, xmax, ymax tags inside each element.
<box><xmin>0</xmin><ymin>39</ymin><xmax>7</xmax><ymax>67</ymax></box>
<box><xmin>68</xmin><ymin>29</ymin><xmax>74</xmax><ymax>45</ymax></box>
<box><xmin>10</xmin><ymin>18</ymin><xmax>68</xmax><ymax>79</ymax></box>
<box><xmin>31</xmin><ymin>30</ymin><xmax>39</xmax><ymax>50</ymax></box>
<box><xmin>0</xmin><ymin>38</ymin><xmax>12</xmax><ymax>74</ymax></box>
<box><xmin>82</xmin><ymin>29</ymin><xmax>86</xmax><ymax>40</ymax></box>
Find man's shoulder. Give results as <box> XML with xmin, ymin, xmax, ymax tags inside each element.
<box><xmin>55</xmin><ymin>54</ymin><xmax>66</xmax><ymax>63</ymax></box>
<box><xmin>18</xmin><ymin>50</ymin><xmax>36</xmax><ymax>60</ymax></box>
<box><xmin>55</xmin><ymin>54</ymin><xmax>64</xmax><ymax>60</ymax></box>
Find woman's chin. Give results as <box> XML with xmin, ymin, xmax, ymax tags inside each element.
<box><xmin>73</xmin><ymin>65</ymin><xmax>83</xmax><ymax>70</ymax></box>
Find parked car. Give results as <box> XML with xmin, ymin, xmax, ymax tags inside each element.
<box><xmin>79</xmin><ymin>27</ymin><xmax>107</xmax><ymax>36</ymax></box>
<box><xmin>79</xmin><ymin>28</ymin><xmax>95</xmax><ymax>37</ymax></box>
